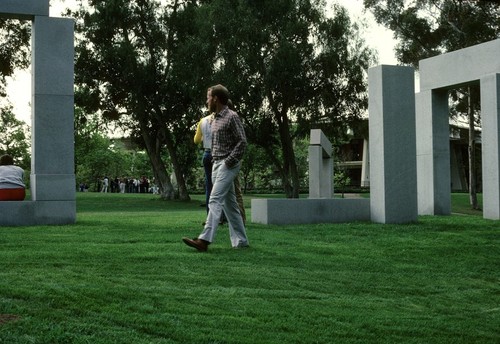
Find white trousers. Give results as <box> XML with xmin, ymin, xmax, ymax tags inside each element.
<box><xmin>198</xmin><ymin>160</ymin><xmax>249</xmax><ymax>247</ymax></box>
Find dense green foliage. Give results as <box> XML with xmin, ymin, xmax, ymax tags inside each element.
<box><xmin>71</xmin><ymin>0</ymin><xmax>375</xmax><ymax>199</ymax></box>
<box><xmin>206</xmin><ymin>0</ymin><xmax>375</xmax><ymax>197</ymax></box>
<box><xmin>74</xmin><ymin>111</ymin><xmax>155</xmax><ymax>191</ymax></box>
<box><xmin>0</xmin><ymin>18</ymin><xmax>30</xmax><ymax>97</ymax></box>
<box><xmin>0</xmin><ymin>105</ymin><xmax>30</xmax><ymax>171</ymax></box>
<box><xmin>0</xmin><ymin>193</ymin><xmax>498</xmax><ymax>343</ymax></box>
<box><xmin>72</xmin><ymin>0</ymin><xmax>210</xmax><ymax>200</ymax></box>
<box><xmin>364</xmin><ymin>0</ymin><xmax>500</xmax><ymax>67</ymax></box>
<box><xmin>0</xmin><ymin>19</ymin><xmax>31</xmax><ymax>171</ymax></box>
<box><xmin>2</xmin><ymin>1</ymin><xmax>376</xmax><ymax>199</ymax></box>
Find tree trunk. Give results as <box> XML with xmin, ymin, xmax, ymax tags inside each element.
<box><xmin>266</xmin><ymin>91</ymin><xmax>300</xmax><ymax>198</ymax></box>
<box><xmin>164</xmin><ymin>134</ymin><xmax>190</xmax><ymax>201</ymax></box>
<box><xmin>261</xmin><ymin>144</ymin><xmax>288</xmax><ymax>195</ymax></box>
<box><xmin>277</xmin><ymin>110</ymin><xmax>300</xmax><ymax>198</ymax></box>
<box><xmin>139</xmin><ymin>120</ymin><xmax>175</xmax><ymax>200</ymax></box>
<box><xmin>468</xmin><ymin>88</ymin><xmax>478</xmax><ymax>210</ymax></box>
<box><xmin>150</xmin><ymin>151</ymin><xmax>175</xmax><ymax>200</ymax></box>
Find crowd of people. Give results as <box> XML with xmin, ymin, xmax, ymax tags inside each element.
<box><xmin>79</xmin><ymin>176</ymin><xmax>158</xmax><ymax>194</ymax></box>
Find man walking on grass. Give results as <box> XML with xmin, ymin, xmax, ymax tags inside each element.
<box><xmin>182</xmin><ymin>84</ymin><xmax>249</xmax><ymax>251</ymax></box>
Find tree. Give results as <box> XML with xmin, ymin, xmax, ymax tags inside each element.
<box><xmin>364</xmin><ymin>0</ymin><xmax>500</xmax><ymax>209</ymax></box>
<box><xmin>1</xmin><ymin>20</ymin><xmax>31</xmax><ymax>186</ymax></box>
<box><xmin>205</xmin><ymin>0</ymin><xmax>375</xmax><ymax>197</ymax></box>
<box><xmin>0</xmin><ymin>19</ymin><xmax>30</xmax><ymax>97</ymax></box>
<box><xmin>70</xmin><ymin>0</ymin><xmax>375</xmax><ymax>200</ymax></box>
<box><xmin>74</xmin><ymin>106</ymin><xmax>161</xmax><ymax>192</ymax></box>
<box><xmin>0</xmin><ymin>105</ymin><xmax>30</xmax><ymax>170</ymax></box>
<box><xmin>71</xmin><ymin>0</ymin><xmax>214</xmax><ymax>200</ymax></box>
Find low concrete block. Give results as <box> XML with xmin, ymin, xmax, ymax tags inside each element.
<box><xmin>0</xmin><ymin>201</ymin><xmax>76</xmax><ymax>226</ymax></box>
<box><xmin>251</xmin><ymin>198</ymin><xmax>370</xmax><ymax>225</ymax></box>
<box><xmin>0</xmin><ymin>202</ymin><xmax>36</xmax><ymax>226</ymax></box>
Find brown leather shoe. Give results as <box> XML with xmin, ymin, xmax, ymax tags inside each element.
<box><xmin>182</xmin><ymin>237</ymin><xmax>209</xmax><ymax>252</ymax></box>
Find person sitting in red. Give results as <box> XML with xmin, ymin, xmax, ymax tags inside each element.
<box><xmin>0</xmin><ymin>154</ymin><xmax>26</xmax><ymax>201</ymax></box>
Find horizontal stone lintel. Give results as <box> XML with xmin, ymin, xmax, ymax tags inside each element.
<box><xmin>0</xmin><ymin>0</ymin><xmax>49</xmax><ymax>19</ymax></box>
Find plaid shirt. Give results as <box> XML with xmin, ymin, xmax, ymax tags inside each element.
<box><xmin>211</xmin><ymin>106</ymin><xmax>247</xmax><ymax>168</ymax></box>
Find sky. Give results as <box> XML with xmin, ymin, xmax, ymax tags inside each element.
<box><xmin>5</xmin><ymin>0</ymin><xmax>398</xmax><ymax>124</ymax></box>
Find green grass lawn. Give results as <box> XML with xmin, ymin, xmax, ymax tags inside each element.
<box><xmin>0</xmin><ymin>193</ymin><xmax>498</xmax><ymax>343</ymax></box>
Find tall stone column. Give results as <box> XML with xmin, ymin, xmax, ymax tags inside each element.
<box><xmin>30</xmin><ymin>15</ymin><xmax>76</xmax><ymax>221</ymax></box>
<box><xmin>0</xmin><ymin>1</ymin><xmax>76</xmax><ymax>225</ymax></box>
<box><xmin>480</xmin><ymin>74</ymin><xmax>500</xmax><ymax>220</ymax></box>
<box><xmin>368</xmin><ymin>65</ymin><xmax>418</xmax><ymax>223</ymax></box>
<box><xmin>415</xmin><ymin>89</ymin><xmax>451</xmax><ymax>215</ymax></box>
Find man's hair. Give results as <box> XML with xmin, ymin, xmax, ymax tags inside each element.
<box><xmin>0</xmin><ymin>154</ymin><xmax>14</xmax><ymax>166</ymax></box>
<box><xmin>209</xmin><ymin>84</ymin><xmax>230</xmax><ymax>105</ymax></box>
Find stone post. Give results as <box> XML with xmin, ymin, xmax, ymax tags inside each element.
<box><xmin>480</xmin><ymin>74</ymin><xmax>500</xmax><ymax>220</ymax></box>
<box><xmin>368</xmin><ymin>65</ymin><xmax>418</xmax><ymax>223</ymax></box>
<box><xmin>415</xmin><ymin>89</ymin><xmax>451</xmax><ymax>215</ymax></box>
<box><xmin>0</xmin><ymin>1</ymin><xmax>76</xmax><ymax>225</ymax></box>
<box><xmin>308</xmin><ymin>129</ymin><xmax>333</xmax><ymax>199</ymax></box>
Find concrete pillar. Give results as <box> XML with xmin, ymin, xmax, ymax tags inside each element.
<box><xmin>30</xmin><ymin>16</ymin><xmax>76</xmax><ymax>220</ymax></box>
<box><xmin>415</xmin><ymin>90</ymin><xmax>451</xmax><ymax>215</ymax></box>
<box><xmin>0</xmin><ymin>2</ymin><xmax>76</xmax><ymax>226</ymax></box>
<box><xmin>308</xmin><ymin>129</ymin><xmax>333</xmax><ymax>198</ymax></box>
<box><xmin>368</xmin><ymin>65</ymin><xmax>418</xmax><ymax>223</ymax></box>
<box><xmin>480</xmin><ymin>74</ymin><xmax>500</xmax><ymax>220</ymax></box>
<box><xmin>360</xmin><ymin>138</ymin><xmax>370</xmax><ymax>187</ymax></box>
